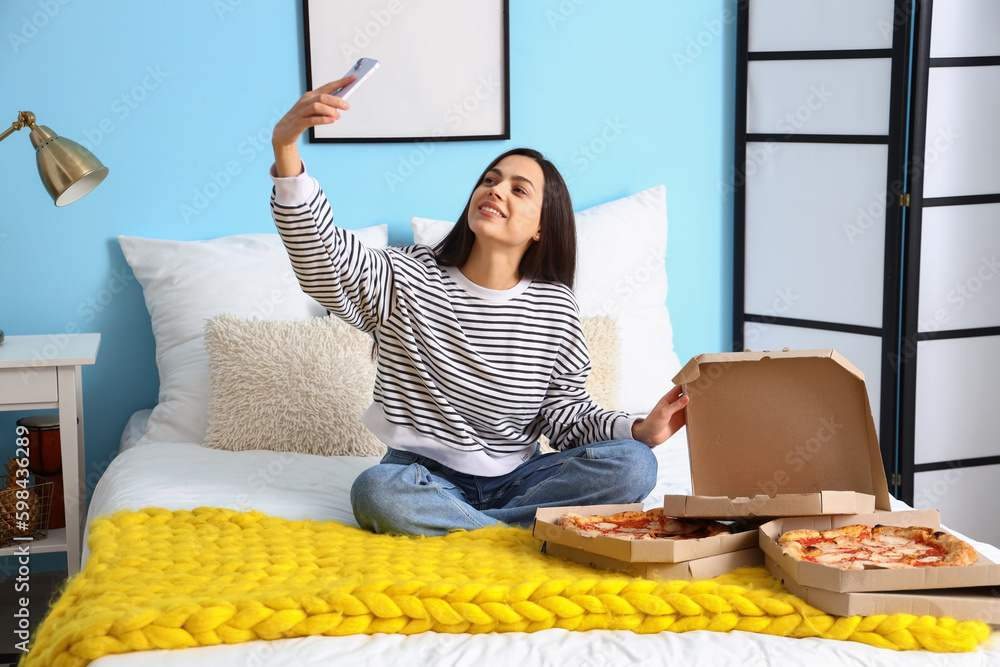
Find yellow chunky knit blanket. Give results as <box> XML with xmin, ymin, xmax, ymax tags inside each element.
<box><xmin>23</xmin><ymin>507</ymin><xmax>993</xmax><ymax>666</ymax></box>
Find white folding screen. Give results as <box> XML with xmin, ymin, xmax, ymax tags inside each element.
<box><xmin>917</xmin><ymin>204</ymin><xmax>1000</xmax><ymax>331</ymax></box>
<box><xmin>900</xmin><ymin>0</ymin><xmax>1000</xmax><ymax>544</ymax></box>
<box><xmin>739</xmin><ymin>0</ymin><xmax>1000</xmax><ymax>530</ymax></box>
<box><xmin>747</xmin><ymin>0</ymin><xmax>894</xmax><ymax>52</ymax></box>
<box><xmin>743</xmin><ymin>143</ymin><xmax>889</xmax><ymax>329</ymax></box>
<box><xmin>921</xmin><ymin>67</ymin><xmax>1000</xmax><ymax>199</ymax></box>
<box><xmin>735</xmin><ymin>0</ymin><xmax>909</xmax><ymax>478</ymax></box>
<box><xmin>747</xmin><ymin>59</ymin><xmax>893</xmax><ymax>136</ymax></box>
<box><xmin>913</xmin><ymin>465</ymin><xmax>1000</xmax><ymax>547</ymax></box>
<box><xmin>926</xmin><ymin>0</ymin><xmax>1000</xmax><ymax>58</ymax></box>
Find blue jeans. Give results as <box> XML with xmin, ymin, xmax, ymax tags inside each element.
<box><xmin>350</xmin><ymin>440</ymin><xmax>657</xmax><ymax>536</ymax></box>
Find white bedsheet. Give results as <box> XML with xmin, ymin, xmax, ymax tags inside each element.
<box><xmin>84</xmin><ymin>434</ymin><xmax>695</xmax><ymax>563</ymax></box>
<box><xmin>81</xmin><ymin>434</ymin><xmax>1000</xmax><ymax>667</ymax></box>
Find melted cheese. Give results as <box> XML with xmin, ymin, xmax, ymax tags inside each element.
<box><xmin>797</xmin><ymin>530</ymin><xmax>946</xmax><ymax>569</ymax></box>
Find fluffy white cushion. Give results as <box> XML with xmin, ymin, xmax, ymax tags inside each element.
<box><xmin>203</xmin><ymin>314</ymin><xmax>385</xmax><ymax>457</ymax></box>
<box><xmin>119</xmin><ymin>229</ymin><xmax>388</xmax><ymax>446</ymax></box>
<box><xmin>580</xmin><ymin>316</ymin><xmax>621</xmax><ymax>411</ymax></box>
<box><xmin>202</xmin><ymin>314</ymin><xmax>620</xmax><ymax>457</ymax></box>
<box><xmin>411</xmin><ymin>185</ymin><xmax>680</xmax><ymax>414</ymax></box>
<box><xmin>539</xmin><ymin>315</ymin><xmax>622</xmax><ymax>452</ymax></box>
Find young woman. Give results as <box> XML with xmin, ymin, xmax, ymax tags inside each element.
<box><xmin>270</xmin><ymin>76</ymin><xmax>689</xmax><ymax>536</ymax></box>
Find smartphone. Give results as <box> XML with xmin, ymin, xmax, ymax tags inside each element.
<box><xmin>331</xmin><ymin>57</ymin><xmax>380</xmax><ymax>101</ymax></box>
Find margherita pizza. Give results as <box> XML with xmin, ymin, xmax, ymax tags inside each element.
<box><xmin>560</xmin><ymin>508</ymin><xmax>731</xmax><ymax>541</ymax></box>
<box><xmin>778</xmin><ymin>524</ymin><xmax>978</xmax><ymax>570</ymax></box>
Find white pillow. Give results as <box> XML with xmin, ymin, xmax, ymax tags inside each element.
<box><xmin>119</xmin><ymin>228</ymin><xmax>388</xmax><ymax>446</ymax></box>
<box><xmin>411</xmin><ymin>186</ymin><xmax>680</xmax><ymax>414</ymax></box>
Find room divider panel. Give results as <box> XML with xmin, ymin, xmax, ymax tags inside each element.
<box><xmin>735</xmin><ymin>0</ymin><xmax>1000</xmax><ymax>546</ymax></box>
<box><xmin>899</xmin><ymin>0</ymin><xmax>1000</xmax><ymax>546</ymax></box>
<box><xmin>733</xmin><ymin>0</ymin><xmax>910</xmax><ymax>486</ymax></box>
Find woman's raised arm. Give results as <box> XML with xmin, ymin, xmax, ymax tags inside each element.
<box><xmin>271</xmin><ymin>76</ymin><xmax>354</xmax><ymax>177</ymax></box>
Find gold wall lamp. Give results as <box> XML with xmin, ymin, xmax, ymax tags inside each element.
<box><xmin>1</xmin><ymin>110</ymin><xmax>109</xmax><ymax>207</ymax></box>
<box><xmin>1</xmin><ymin>111</ymin><xmax>109</xmax><ymax>342</ymax></box>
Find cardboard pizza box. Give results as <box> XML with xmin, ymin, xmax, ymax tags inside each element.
<box><xmin>765</xmin><ymin>557</ymin><xmax>1000</xmax><ymax>623</ymax></box>
<box><xmin>546</xmin><ymin>541</ymin><xmax>764</xmax><ymax>581</ymax></box>
<box><xmin>759</xmin><ymin>509</ymin><xmax>1000</xmax><ymax>593</ymax></box>
<box><xmin>665</xmin><ymin>348</ymin><xmax>891</xmax><ymax>519</ymax></box>
<box><xmin>662</xmin><ymin>491</ymin><xmax>876</xmax><ymax>519</ymax></box>
<box><xmin>532</xmin><ymin>503</ymin><xmax>758</xmax><ymax>564</ymax></box>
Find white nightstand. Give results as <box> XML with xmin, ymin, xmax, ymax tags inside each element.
<box><xmin>0</xmin><ymin>334</ymin><xmax>100</xmax><ymax>575</ymax></box>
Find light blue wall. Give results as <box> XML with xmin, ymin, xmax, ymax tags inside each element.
<box><xmin>1</xmin><ymin>1</ymin><xmax>735</xmax><ymax>571</ymax></box>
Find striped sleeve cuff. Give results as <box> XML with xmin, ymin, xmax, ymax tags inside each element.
<box><xmin>614</xmin><ymin>414</ymin><xmax>643</xmax><ymax>442</ymax></box>
<box><xmin>269</xmin><ymin>161</ymin><xmax>318</xmax><ymax>206</ymax></box>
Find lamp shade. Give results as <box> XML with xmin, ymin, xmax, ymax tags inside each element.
<box><xmin>29</xmin><ymin>124</ymin><xmax>109</xmax><ymax>206</ymax></box>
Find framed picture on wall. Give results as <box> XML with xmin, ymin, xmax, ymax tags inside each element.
<box><xmin>303</xmin><ymin>0</ymin><xmax>510</xmax><ymax>143</ymax></box>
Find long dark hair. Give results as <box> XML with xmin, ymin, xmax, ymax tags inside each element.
<box><xmin>433</xmin><ymin>148</ymin><xmax>577</xmax><ymax>289</ymax></box>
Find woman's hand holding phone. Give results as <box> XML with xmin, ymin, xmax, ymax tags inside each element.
<box><xmin>272</xmin><ymin>58</ymin><xmax>380</xmax><ymax>176</ymax></box>
<box><xmin>271</xmin><ymin>77</ymin><xmax>355</xmax><ymax>177</ymax></box>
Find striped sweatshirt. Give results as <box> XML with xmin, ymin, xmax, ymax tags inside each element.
<box><xmin>270</xmin><ymin>164</ymin><xmax>637</xmax><ymax>476</ymax></box>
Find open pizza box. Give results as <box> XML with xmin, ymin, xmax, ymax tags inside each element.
<box><xmin>546</xmin><ymin>541</ymin><xmax>763</xmax><ymax>581</ymax></box>
<box><xmin>533</xmin><ymin>503</ymin><xmax>758</xmax><ymax>564</ymax></box>
<box><xmin>760</xmin><ymin>509</ymin><xmax>1000</xmax><ymax>593</ymax></box>
<box><xmin>765</xmin><ymin>557</ymin><xmax>1000</xmax><ymax>623</ymax></box>
<box><xmin>663</xmin><ymin>348</ymin><xmax>889</xmax><ymax>519</ymax></box>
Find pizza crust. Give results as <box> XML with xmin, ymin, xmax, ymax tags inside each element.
<box><xmin>874</xmin><ymin>525</ymin><xmax>979</xmax><ymax>567</ymax></box>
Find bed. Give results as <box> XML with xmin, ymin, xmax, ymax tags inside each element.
<box><xmin>42</xmin><ymin>186</ymin><xmax>1000</xmax><ymax>665</ymax></box>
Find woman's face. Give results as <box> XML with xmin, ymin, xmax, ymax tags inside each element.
<box><xmin>466</xmin><ymin>154</ymin><xmax>545</xmax><ymax>252</ymax></box>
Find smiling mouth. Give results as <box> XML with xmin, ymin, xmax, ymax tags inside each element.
<box><xmin>478</xmin><ymin>204</ymin><xmax>506</xmax><ymax>218</ymax></box>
